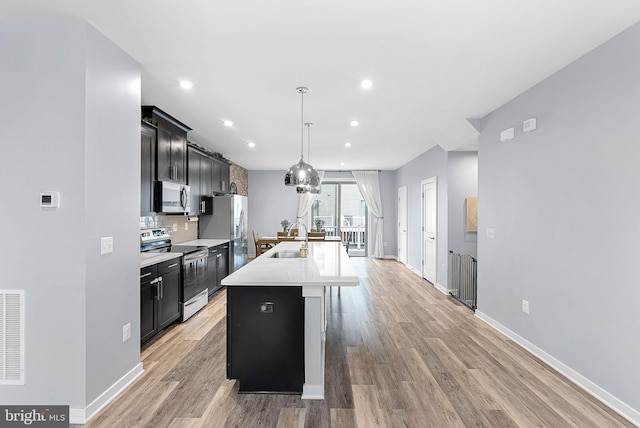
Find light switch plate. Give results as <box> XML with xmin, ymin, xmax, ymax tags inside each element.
<box><xmin>100</xmin><ymin>237</ymin><xmax>114</xmax><ymax>255</ymax></box>
<box><xmin>500</xmin><ymin>127</ymin><xmax>515</xmax><ymax>142</ymax></box>
<box><xmin>487</xmin><ymin>228</ymin><xmax>495</xmax><ymax>239</ymax></box>
<box><xmin>523</xmin><ymin>118</ymin><xmax>537</xmax><ymax>132</ymax></box>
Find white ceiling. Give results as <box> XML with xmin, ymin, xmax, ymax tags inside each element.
<box><xmin>4</xmin><ymin>1</ymin><xmax>640</xmax><ymax>170</ymax></box>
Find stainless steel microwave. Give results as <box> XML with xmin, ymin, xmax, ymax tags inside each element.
<box><xmin>154</xmin><ymin>181</ymin><xmax>190</xmax><ymax>214</ymax></box>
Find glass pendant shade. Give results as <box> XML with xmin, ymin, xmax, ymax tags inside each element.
<box><xmin>285</xmin><ymin>158</ymin><xmax>315</xmax><ymax>187</ymax></box>
<box><xmin>284</xmin><ymin>86</ymin><xmax>319</xmax><ymax>193</ymax></box>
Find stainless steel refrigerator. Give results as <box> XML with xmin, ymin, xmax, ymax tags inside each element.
<box><xmin>199</xmin><ymin>195</ymin><xmax>248</xmax><ymax>273</ymax></box>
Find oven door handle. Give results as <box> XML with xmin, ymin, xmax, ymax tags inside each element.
<box><xmin>184</xmin><ymin>251</ymin><xmax>209</xmax><ymax>263</ymax></box>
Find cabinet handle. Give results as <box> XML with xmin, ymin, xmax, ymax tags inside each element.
<box><xmin>140</xmin><ymin>272</ymin><xmax>152</xmax><ymax>279</ymax></box>
<box><xmin>167</xmin><ymin>263</ymin><xmax>178</xmax><ymax>269</ymax></box>
<box><xmin>201</xmin><ymin>200</ymin><xmax>205</xmax><ymax>213</ymax></box>
<box><xmin>154</xmin><ymin>276</ymin><xmax>162</xmax><ymax>300</ymax></box>
<box><xmin>217</xmin><ymin>254</ymin><xmax>221</xmax><ymax>258</ymax></box>
<box><xmin>160</xmin><ymin>277</ymin><xmax>164</xmax><ymax>299</ymax></box>
<box><xmin>150</xmin><ymin>277</ymin><xmax>160</xmax><ymax>300</ymax></box>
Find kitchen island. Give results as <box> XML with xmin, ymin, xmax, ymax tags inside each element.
<box><xmin>221</xmin><ymin>240</ymin><xmax>358</xmax><ymax>399</ymax></box>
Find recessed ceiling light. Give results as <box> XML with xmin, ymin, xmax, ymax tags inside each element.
<box><xmin>345</xmin><ymin>142</ymin><xmax>352</xmax><ymax>147</ymax></box>
<box><xmin>340</xmin><ymin>162</ymin><xmax>345</xmax><ymax>166</ymax></box>
<box><xmin>247</xmin><ymin>141</ymin><xmax>256</xmax><ymax>148</ymax></box>
<box><xmin>350</xmin><ymin>120</ymin><xmax>359</xmax><ymax>127</ymax></box>
<box><xmin>360</xmin><ymin>79</ymin><xmax>373</xmax><ymax>89</ymax></box>
<box><xmin>223</xmin><ymin>120</ymin><xmax>234</xmax><ymax>127</ymax></box>
<box><xmin>179</xmin><ymin>80</ymin><xmax>193</xmax><ymax>90</ymax></box>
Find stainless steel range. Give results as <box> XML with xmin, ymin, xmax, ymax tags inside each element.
<box><xmin>140</xmin><ymin>227</ymin><xmax>209</xmax><ymax>321</ymax></box>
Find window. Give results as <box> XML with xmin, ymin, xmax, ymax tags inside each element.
<box><xmin>312</xmin><ymin>182</ymin><xmax>366</xmax><ymax>256</ymax></box>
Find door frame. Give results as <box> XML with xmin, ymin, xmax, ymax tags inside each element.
<box><xmin>421</xmin><ymin>177</ymin><xmax>437</xmax><ymax>283</ymax></box>
<box><xmin>397</xmin><ymin>186</ymin><xmax>408</xmax><ymax>265</ymax></box>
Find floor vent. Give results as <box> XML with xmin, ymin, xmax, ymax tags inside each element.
<box><xmin>0</xmin><ymin>290</ymin><xmax>25</xmax><ymax>385</ymax></box>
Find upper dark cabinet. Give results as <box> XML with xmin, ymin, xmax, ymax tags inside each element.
<box><xmin>216</xmin><ymin>161</ymin><xmax>230</xmax><ymax>194</ymax></box>
<box><xmin>188</xmin><ymin>146</ymin><xmax>215</xmax><ymax>215</ymax></box>
<box><xmin>142</xmin><ymin>106</ymin><xmax>192</xmax><ymax>184</ymax></box>
<box><xmin>140</xmin><ymin>122</ymin><xmax>157</xmax><ymax>215</ymax></box>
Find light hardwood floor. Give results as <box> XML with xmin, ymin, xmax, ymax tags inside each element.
<box><xmin>78</xmin><ymin>258</ymin><xmax>633</xmax><ymax>427</ymax></box>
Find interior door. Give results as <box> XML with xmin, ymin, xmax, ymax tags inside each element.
<box><xmin>422</xmin><ymin>177</ymin><xmax>437</xmax><ymax>283</ymax></box>
<box><xmin>398</xmin><ymin>186</ymin><xmax>408</xmax><ymax>265</ymax></box>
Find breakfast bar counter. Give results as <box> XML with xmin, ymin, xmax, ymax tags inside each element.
<box><xmin>222</xmin><ymin>240</ymin><xmax>358</xmax><ymax>398</ymax></box>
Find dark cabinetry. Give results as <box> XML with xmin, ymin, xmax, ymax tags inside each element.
<box><xmin>142</xmin><ymin>106</ymin><xmax>192</xmax><ymax>184</ymax></box>
<box><xmin>212</xmin><ymin>159</ymin><xmax>230</xmax><ymax>194</ymax></box>
<box><xmin>140</xmin><ymin>122</ymin><xmax>156</xmax><ymax>215</ymax></box>
<box><xmin>140</xmin><ymin>258</ymin><xmax>182</xmax><ymax>345</ymax></box>
<box><xmin>188</xmin><ymin>146</ymin><xmax>214</xmax><ymax>215</ymax></box>
<box><xmin>207</xmin><ymin>244</ymin><xmax>229</xmax><ymax>298</ymax></box>
<box><xmin>227</xmin><ymin>286</ymin><xmax>304</xmax><ymax>393</ymax></box>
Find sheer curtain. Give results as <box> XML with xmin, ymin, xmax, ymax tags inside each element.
<box><xmin>296</xmin><ymin>170</ymin><xmax>325</xmax><ymax>236</ymax></box>
<box><xmin>352</xmin><ymin>170</ymin><xmax>384</xmax><ymax>258</ymax></box>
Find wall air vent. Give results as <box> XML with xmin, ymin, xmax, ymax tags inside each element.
<box><xmin>0</xmin><ymin>290</ymin><xmax>24</xmax><ymax>385</ymax></box>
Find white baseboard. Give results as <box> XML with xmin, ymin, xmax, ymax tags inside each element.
<box><xmin>475</xmin><ymin>311</ymin><xmax>640</xmax><ymax>427</ymax></box>
<box><xmin>407</xmin><ymin>265</ymin><xmax>422</xmax><ymax>277</ymax></box>
<box><xmin>434</xmin><ymin>282</ymin><xmax>448</xmax><ymax>295</ymax></box>
<box><xmin>301</xmin><ymin>384</ymin><xmax>324</xmax><ymax>400</ymax></box>
<box><xmin>384</xmin><ymin>255</ymin><xmax>397</xmax><ymax>260</ymax></box>
<box><xmin>69</xmin><ymin>362</ymin><xmax>144</xmax><ymax>424</ymax></box>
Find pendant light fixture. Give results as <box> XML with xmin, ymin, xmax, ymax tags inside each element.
<box><xmin>284</xmin><ymin>87</ymin><xmax>320</xmax><ymax>193</ymax></box>
<box><xmin>305</xmin><ymin>122</ymin><xmax>321</xmax><ymax>194</ymax></box>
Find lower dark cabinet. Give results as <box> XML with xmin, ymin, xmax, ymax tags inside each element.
<box><xmin>227</xmin><ymin>286</ymin><xmax>304</xmax><ymax>393</ymax></box>
<box><xmin>140</xmin><ymin>271</ymin><xmax>157</xmax><ymax>344</ymax></box>
<box><xmin>207</xmin><ymin>244</ymin><xmax>229</xmax><ymax>299</ymax></box>
<box><xmin>140</xmin><ymin>258</ymin><xmax>182</xmax><ymax>346</ymax></box>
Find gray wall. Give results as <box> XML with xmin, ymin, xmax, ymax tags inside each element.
<box><xmin>378</xmin><ymin>170</ymin><xmax>397</xmax><ymax>258</ymax></box>
<box><xmin>477</xmin><ymin>23</ymin><xmax>640</xmax><ymax>415</ymax></box>
<box><xmin>248</xmin><ymin>170</ymin><xmax>299</xmax><ymax>256</ymax></box>
<box><xmin>447</xmin><ymin>151</ymin><xmax>478</xmax><ymax>257</ymax></box>
<box><xmin>395</xmin><ymin>146</ymin><xmax>449</xmax><ymax>288</ymax></box>
<box><xmin>84</xmin><ymin>24</ymin><xmax>142</xmax><ymax>402</ymax></box>
<box><xmin>0</xmin><ymin>19</ymin><xmax>140</xmax><ymax>410</ymax></box>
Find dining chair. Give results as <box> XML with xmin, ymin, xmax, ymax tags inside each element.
<box><xmin>253</xmin><ymin>230</ymin><xmax>272</xmax><ymax>256</ymax></box>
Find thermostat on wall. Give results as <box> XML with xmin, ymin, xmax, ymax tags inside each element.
<box><xmin>40</xmin><ymin>191</ymin><xmax>60</xmax><ymax>208</ymax></box>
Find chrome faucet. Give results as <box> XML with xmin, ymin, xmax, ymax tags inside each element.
<box><xmin>288</xmin><ymin>221</ymin><xmax>308</xmax><ymax>246</ymax></box>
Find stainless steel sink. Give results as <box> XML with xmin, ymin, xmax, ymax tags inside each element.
<box><xmin>270</xmin><ymin>251</ymin><xmax>300</xmax><ymax>259</ymax></box>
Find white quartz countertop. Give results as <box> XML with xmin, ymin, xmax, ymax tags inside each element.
<box><xmin>140</xmin><ymin>252</ymin><xmax>182</xmax><ymax>268</ymax></box>
<box><xmin>180</xmin><ymin>238</ymin><xmax>230</xmax><ymax>247</ymax></box>
<box><xmin>222</xmin><ymin>241</ymin><xmax>359</xmax><ymax>287</ymax></box>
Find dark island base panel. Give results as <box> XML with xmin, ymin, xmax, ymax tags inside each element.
<box><xmin>227</xmin><ymin>286</ymin><xmax>305</xmax><ymax>394</ymax></box>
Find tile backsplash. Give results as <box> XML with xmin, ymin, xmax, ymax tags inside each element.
<box><xmin>140</xmin><ymin>215</ymin><xmax>198</xmax><ymax>243</ymax></box>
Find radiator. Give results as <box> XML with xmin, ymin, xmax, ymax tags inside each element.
<box><xmin>448</xmin><ymin>251</ymin><xmax>477</xmax><ymax>310</ymax></box>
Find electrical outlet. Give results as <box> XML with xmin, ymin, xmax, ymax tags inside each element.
<box><xmin>441</xmin><ymin>263</ymin><xmax>445</xmax><ymax>272</ymax></box>
<box><xmin>522</xmin><ymin>299</ymin><xmax>530</xmax><ymax>314</ymax></box>
<box><xmin>487</xmin><ymin>228</ymin><xmax>495</xmax><ymax>239</ymax></box>
<box><xmin>185</xmin><ymin>222</ymin><xmax>189</xmax><ymax>231</ymax></box>
<box><xmin>122</xmin><ymin>323</ymin><xmax>131</xmax><ymax>342</ymax></box>
<box><xmin>173</xmin><ymin>223</ymin><xmax>178</xmax><ymax>232</ymax></box>
<box><xmin>100</xmin><ymin>237</ymin><xmax>113</xmax><ymax>255</ymax></box>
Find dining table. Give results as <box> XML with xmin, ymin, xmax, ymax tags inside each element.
<box><xmin>256</xmin><ymin>235</ymin><xmax>341</xmax><ymax>255</ymax></box>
